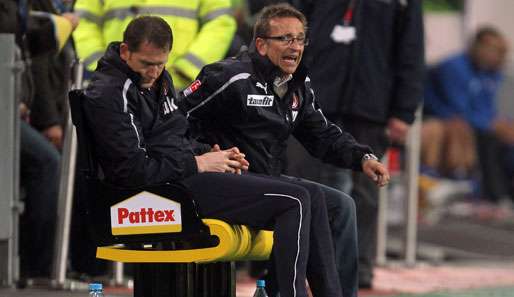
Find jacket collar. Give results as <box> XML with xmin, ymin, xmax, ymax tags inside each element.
<box><xmin>99</xmin><ymin>42</ymin><xmax>143</xmax><ymax>85</ymax></box>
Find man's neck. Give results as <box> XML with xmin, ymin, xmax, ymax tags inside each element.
<box><xmin>274</xmin><ymin>74</ymin><xmax>293</xmax><ymax>87</ymax></box>
<box><xmin>273</xmin><ymin>75</ymin><xmax>292</xmax><ymax>98</ymax></box>
<box><xmin>140</xmin><ymin>82</ymin><xmax>155</xmax><ymax>89</ymax></box>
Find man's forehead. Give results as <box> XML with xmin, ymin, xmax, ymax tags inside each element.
<box><xmin>268</xmin><ymin>17</ymin><xmax>305</xmax><ymax>34</ymax></box>
<box><xmin>130</xmin><ymin>40</ymin><xmax>167</xmax><ymax>52</ymax></box>
<box><xmin>133</xmin><ymin>43</ymin><xmax>168</xmax><ymax>54</ymax></box>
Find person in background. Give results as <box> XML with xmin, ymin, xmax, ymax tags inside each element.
<box><xmin>30</xmin><ymin>0</ymin><xmax>78</xmax><ymax>149</ymax></box>
<box><xmin>422</xmin><ymin>27</ymin><xmax>514</xmax><ymax>206</ymax></box>
<box><xmin>225</xmin><ymin>0</ymin><xmax>255</xmax><ymax>58</ymax></box>
<box><xmin>0</xmin><ymin>0</ymin><xmax>76</xmax><ymax>280</ymax></box>
<box><xmin>285</xmin><ymin>0</ymin><xmax>425</xmax><ymax>289</ymax></box>
<box><xmin>73</xmin><ymin>0</ymin><xmax>236</xmax><ymax>90</ymax></box>
<box><xmin>180</xmin><ymin>4</ymin><xmax>390</xmax><ymax>297</ymax></box>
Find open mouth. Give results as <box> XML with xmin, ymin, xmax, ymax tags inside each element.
<box><xmin>282</xmin><ymin>55</ymin><xmax>299</xmax><ymax>64</ymax></box>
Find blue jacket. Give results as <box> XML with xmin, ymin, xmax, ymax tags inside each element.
<box><xmin>424</xmin><ymin>53</ymin><xmax>502</xmax><ymax>131</ymax></box>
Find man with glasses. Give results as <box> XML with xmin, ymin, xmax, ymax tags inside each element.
<box><xmin>179</xmin><ymin>4</ymin><xmax>389</xmax><ymax>297</ymax></box>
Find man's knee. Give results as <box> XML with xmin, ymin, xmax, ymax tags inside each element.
<box><xmin>324</xmin><ymin>188</ymin><xmax>356</xmax><ymax>220</ymax></box>
<box><xmin>274</xmin><ymin>184</ymin><xmax>312</xmax><ymax>215</ymax></box>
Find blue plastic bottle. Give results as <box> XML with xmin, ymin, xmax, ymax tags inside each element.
<box><xmin>88</xmin><ymin>283</ymin><xmax>104</xmax><ymax>297</ymax></box>
<box><xmin>253</xmin><ymin>279</ymin><xmax>268</xmax><ymax>297</ymax></box>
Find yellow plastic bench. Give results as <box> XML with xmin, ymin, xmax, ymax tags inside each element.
<box><xmin>97</xmin><ymin>218</ymin><xmax>273</xmax><ymax>263</ymax></box>
<box><xmin>93</xmin><ymin>188</ymin><xmax>274</xmax><ymax>297</ymax></box>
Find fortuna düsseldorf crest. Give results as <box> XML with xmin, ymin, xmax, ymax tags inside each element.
<box><xmin>110</xmin><ymin>191</ymin><xmax>182</xmax><ymax>235</ymax></box>
<box><xmin>183</xmin><ymin>79</ymin><xmax>202</xmax><ymax>97</ymax></box>
<box><xmin>291</xmin><ymin>93</ymin><xmax>300</xmax><ymax>122</ymax></box>
<box><xmin>292</xmin><ymin>93</ymin><xmax>299</xmax><ymax>109</ymax></box>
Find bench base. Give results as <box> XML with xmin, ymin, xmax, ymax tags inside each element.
<box><xmin>134</xmin><ymin>262</ymin><xmax>236</xmax><ymax>297</ymax></box>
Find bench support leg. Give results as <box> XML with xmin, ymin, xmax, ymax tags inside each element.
<box><xmin>134</xmin><ymin>263</ymin><xmax>194</xmax><ymax>297</ymax></box>
<box><xmin>134</xmin><ymin>262</ymin><xmax>235</xmax><ymax>297</ymax></box>
<box><xmin>195</xmin><ymin>262</ymin><xmax>235</xmax><ymax>297</ymax></box>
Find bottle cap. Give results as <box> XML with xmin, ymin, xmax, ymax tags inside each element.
<box><xmin>89</xmin><ymin>283</ymin><xmax>103</xmax><ymax>291</ymax></box>
<box><xmin>256</xmin><ymin>279</ymin><xmax>265</xmax><ymax>287</ymax></box>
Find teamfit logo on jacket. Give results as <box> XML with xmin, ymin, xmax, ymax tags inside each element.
<box><xmin>247</xmin><ymin>94</ymin><xmax>274</xmax><ymax>107</ymax></box>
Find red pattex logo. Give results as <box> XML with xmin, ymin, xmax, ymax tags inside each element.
<box><xmin>110</xmin><ymin>191</ymin><xmax>182</xmax><ymax>235</ymax></box>
<box><xmin>117</xmin><ymin>208</ymin><xmax>175</xmax><ymax>224</ymax></box>
<box><xmin>183</xmin><ymin>79</ymin><xmax>202</xmax><ymax>97</ymax></box>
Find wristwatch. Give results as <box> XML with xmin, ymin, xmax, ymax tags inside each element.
<box><xmin>361</xmin><ymin>153</ymin><xmax>379</xmax><ymax>164</ymax></box>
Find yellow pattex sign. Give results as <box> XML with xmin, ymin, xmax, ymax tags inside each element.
<box><xmin>110</xmin><ymin>191</ymin><xmax>182</xmax><ymax>235</ymax></box>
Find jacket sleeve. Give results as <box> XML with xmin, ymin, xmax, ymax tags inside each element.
<box><xmin>177</xmin><ymin>64</ymin><xmax>238</xmax><ymax>149</ymax></box>
<box><xmin>177</xmin><ymin>64</ymin><xmax>226</xmax><ymax>120</ymax></box>
<box><xmin>294</xmin><ymin>82</ymin><xmax>373</xmax><ymax>171</ymax></box>
<box><xmin>83</xmin><ymin>79</ymin><xmax>198</xmax><ymax>188</ymax></box>
<box><xmin>191</xmin><ymin>138</ymin><xmax>212</xmax><ymax>155</ymax></box>
<box><xmin>25</xmin><ymin>18</ymin><xmax>56</xmax><ymax>56</ymax></box>
<box><xmin>73</xmin><ymin>0</ymin><xmax>106</xmax><ymax>71</ymax></box>
<box><xmin>389</xmin><ymin>0</ymin><xmax>425</xmax><ymax>124</ymax></box>
<box><xmin>172</xmin><ymin>0</ymin><xmax>236</xmax><ymax>89</ymax></box>
<box><xmin>29</xmin><ymin>54</ymin><xmax>62</xmax><ymax>129</ymax></box>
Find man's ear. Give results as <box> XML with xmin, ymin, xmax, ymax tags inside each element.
<box><xmin>119</xmin><ymin>42</ymin><xmax>130</xmax><ymax>62</ymax></box>
<box><xmin>255</xmin><ymin>38</ymin><xmax>267</xmax><ymax>56</ymax></box>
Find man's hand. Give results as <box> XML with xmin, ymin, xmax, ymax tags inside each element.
<box><xmin>362</xmin><ymin>160</ymin><xmax>390</xmax><ymax>187</ymax></box>
<box><xmin>387</xmin><ymin>117</ymin><xmax>410</xmax><ymax>145</ymax></box>
<box><xmin>43</xmin><ymin>125</ymin><xmax>63</xmax><ymax>149</ymax></box>
<box><xmin>19</xmin><ymin>103</ymin><xmax>30</xmax><ymax>122</ymax></box>
<box><xmin>225</xmin><ymin>146</ymin><xmax>250</xmax><ymax>173</ymax></box>
<box><xmin>209</xmin><ymin>144</ymin><xmax>249</xmax><ymax>174</ymax></box>
<box><xmin>196</xmin><ymin>145</ymin><xmax>249</xmax><ymax>174</ymax></box>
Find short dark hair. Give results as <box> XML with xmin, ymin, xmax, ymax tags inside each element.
<box><xmin>253</xmin><ymin>3</ymin><xmax>307</xmax><ymax>39</ymax></box>
<box><xmin>123</xmin><ymin>16</ymin><xmax>173</xmax><ymax>52</ymax></box>
<box><xmin>472</xmin><ymin>26</ymin><xmax>503</xmax><ymax>46</ymax></box>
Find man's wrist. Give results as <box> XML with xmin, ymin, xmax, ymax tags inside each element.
<box><xmin>361</xmin><ymin>153</ymin><xmax>379</xmax><ymax>165</ymax></box>
<box><xmin>194</xmin><ymin>155</ymin><xmax>205</xmax><ymax>173</ymax></box>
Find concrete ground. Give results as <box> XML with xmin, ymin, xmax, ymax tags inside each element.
<box><xmin>3</xmin><ymin>260</ymin><xmax>514</xmax><ymax>297</ymax></box>
<box><xmin>4</xmin><ymin>205</ymin><xmax>514</xmax><ymax>297</ymax></box>
<box><xmin>236</xmin><ymin>261</ymin><xmax>514</xmax><ymax>297</ymax></box>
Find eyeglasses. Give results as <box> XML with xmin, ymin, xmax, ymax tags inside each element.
<box><xmin>261</xmin><ymin>34</ymin><xmax>310</xmax><ymax>46</ymax></box>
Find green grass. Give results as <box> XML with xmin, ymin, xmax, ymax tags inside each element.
<box><xmin>423</xmin><ymin>0</ymin><xmax>464</xmax><ymax>12</ymax></box>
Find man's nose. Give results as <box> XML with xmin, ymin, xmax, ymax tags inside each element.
<box><xmin>289</xmin><ymin>41</ymin><xmax>303</xmax><ymax>51</ymax></box>
<box><xmin>147</xmin><ymin>65</ymin><xmax>160</xmax><ymax>77</ymax></box>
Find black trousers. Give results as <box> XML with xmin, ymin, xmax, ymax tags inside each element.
<box><xmin>19</xmin><ymin>121</ymin><xmax>61</xmax><ymax>277</ymax></box>
<box><xmin>342</xmin><ymin>120</ymin><xmax>389</xmax><ymax>285</ymax></box>
<box><xmin>287</xmin><ymin>120</ymin><xmax>388</xmax><ymax>286</ymax></box>
<box><xmin>475</xmin><ymin>129</ymin><xmax>513</xmax><ymax>202</ymax></box>
<box><xmin>182</xmin><ymin>172</ymin><xmax>342</xmax><ymax>297</ymax></box>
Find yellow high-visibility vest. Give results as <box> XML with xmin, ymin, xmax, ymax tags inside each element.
<box><xmin>73</xmin><ymin>0</ymin><xmax>236</xmax><ymax>89</ymax></box>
